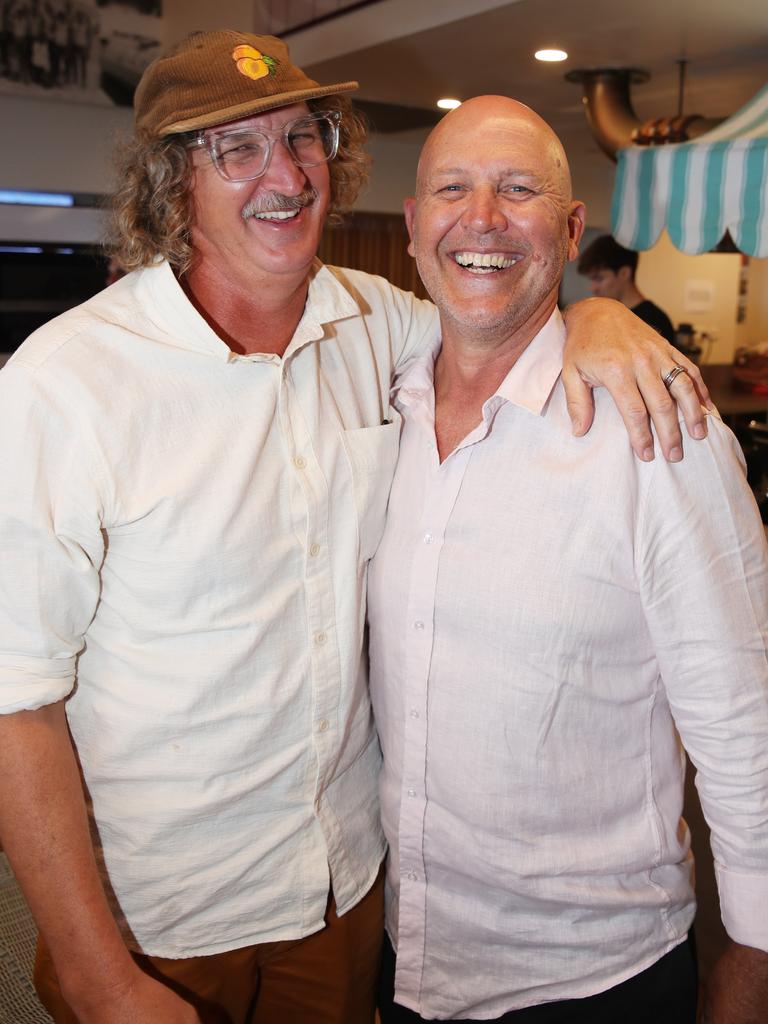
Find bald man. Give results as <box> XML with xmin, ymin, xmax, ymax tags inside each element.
<box><xmin>367</xmin><ymin>97</ymin><xmax>768</xmax><ymax>1024</ymax></box>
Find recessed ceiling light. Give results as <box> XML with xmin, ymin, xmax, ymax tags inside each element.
<box><xmin>535</xmin><ymin>49</ymin><xmax>568</xmax><ymax>62</ymax></box>
<box><xmin>437</xmin><ymin>98</ymin><xmax>462</xmax><ymax>110</ymax></box>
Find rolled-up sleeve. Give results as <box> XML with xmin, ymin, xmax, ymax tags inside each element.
<box><xmin>0</xmin><ymin>360</ymin><xmax>105</xmax><ymax>713</ymax></box>
<box><xmin>638</xmin><ymin>413</ymin><xmax>768</xmax><ymax>951</ymax></box>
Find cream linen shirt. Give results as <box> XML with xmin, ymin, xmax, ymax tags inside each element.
<box><xmin>367</xmin><ymin>309</ymin><xmax>768</xmax><ymax>1019</ymax></box>
<box><xmin>0</xmin><ymin>259</ymin><xmax>437</xmax><ymax>957</ymax></box>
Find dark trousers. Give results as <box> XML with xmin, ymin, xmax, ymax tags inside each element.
<box><xmin>378</xmin><ymin>932</ymin><xmax>698</xmax><ymax>1023</ymax></box>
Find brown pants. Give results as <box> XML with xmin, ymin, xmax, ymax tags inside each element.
<box><xmin>34</xmin><ymin>871</ymin><xmax>384</xmax><ymax>1024</ymax></box>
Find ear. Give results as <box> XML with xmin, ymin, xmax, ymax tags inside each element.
<box><xmin>566</xmin><ymin>202</ymin><xmax>586</xmax><ymax>262</ymax></box>
<box><xmin>617</xmin><ymin>264</ymin><xmax>633</xmax><ymax>283</ymax></box>
<box><xmin>403</xmin><ymin>197</ymin><xmax>417</xmax><ymax>258</ymax></box>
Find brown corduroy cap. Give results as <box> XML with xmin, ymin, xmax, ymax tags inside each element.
<box><xmin>134</xmin><ymin>29</ymin><xmax>359</xmax><ymax>138</ymax></box>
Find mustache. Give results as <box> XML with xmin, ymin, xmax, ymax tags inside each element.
<box><xmin>241</xmin><ymin>188</ymin><xmax>319</xmax><ymax>220</ymax></box>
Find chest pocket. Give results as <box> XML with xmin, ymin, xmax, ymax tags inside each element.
<box><xmin>341</xmin><ymin>419</ymin><xmax>401</xmax><ymax>562</ymax></box>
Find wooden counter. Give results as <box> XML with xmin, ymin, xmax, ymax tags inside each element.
<box><xmin>700</xmin><ymin>363</ymin><xmax>768</xmax><ymax>420</ymax></box>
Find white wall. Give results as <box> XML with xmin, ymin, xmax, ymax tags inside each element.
<box><xmin>635</xmin><ymin>232</ymin><xmax>745</xmax><ymax>364</ymax></box>
<box><xmin>737</xmin><ymin>257</ymin><xmax>768</xmax><ymax>352</ymax></box>
<box><xmin>1</xmin><ymin>95</ymin><xmax>132</xmax><ymax>196</ymax></box>
<box><xmin>359</xmin><ymin>135</ymin><xmax>421</xmax><ymax>214</ymax></box>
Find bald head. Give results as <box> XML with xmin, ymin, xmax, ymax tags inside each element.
<box><xmin>417</xmin><ymin>95</ymin><xmax>573</xmax><ymax>204</ymax></box>
<box><xmin>404</xmin><ymin>94</ymin><xmax>585</xmax><ymax>349</ymax></box>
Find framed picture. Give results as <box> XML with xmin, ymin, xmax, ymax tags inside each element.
<box><xmin>0</xmin><ymin>0</ymin><xmax>162</xmax><ymax>107</ymax></box>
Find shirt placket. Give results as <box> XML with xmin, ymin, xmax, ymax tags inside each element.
<box><xmin>278</xmin><ymin>354</ymin><xmax>342</xmax><ymax>924</ymax></box>
<box><xmin>395</xmin><ymin>394</ymin><xmax>475</xmax><ymax>1004</ymax></box>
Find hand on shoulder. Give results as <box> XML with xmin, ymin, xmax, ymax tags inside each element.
<box><xmin>561</xmin><ymin>296</ymin><xmax>712</xmax><ymax>463</ymax></box>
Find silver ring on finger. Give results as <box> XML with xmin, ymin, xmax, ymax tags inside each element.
<box><xmin>662</xmin><ymin>363</ymin><xmax>688</xmax><ymax>391</ymax></box>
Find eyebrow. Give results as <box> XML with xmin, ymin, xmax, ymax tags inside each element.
<box><xmin>430</xmin><ymin>166</ymin><xmax>539</xmax><ymax>179</ymax></box>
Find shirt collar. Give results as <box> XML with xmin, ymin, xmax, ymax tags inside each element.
<box><xmin>304</xmin><ymin>261</ymin><xmax>362</xmax><ymax>325</ymax></box>
<box><xmin>394</xmin><ymin>307</ymin><xmax>565</xmax><ymax>416</ymax></box>
<box><xmin>283</xmin><ymin>261</ymin><xmax>362</xmax><ymax>358</ymax></box>
<box><xmin>134</xmin><ymin>259</ymin><xmax>362</xmax><ymax>363</ymax></box>
<box><xmin>494</xmin><ymin>307</ymin><xmax>565</xmax><ymax>416</ymax></box>
<box><xmin>136</xmin><ymin>260</ymin><xmax>233</xmax><ymax>361</ymax></box>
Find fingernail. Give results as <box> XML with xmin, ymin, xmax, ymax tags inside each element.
<box><xmin>669</xmin><ymin>446</ymin><xmax>682</xmax><ymax>462</ymax></box>
<box><xmin>693</xmin><ymin>423</ymin><xmax>706</xmax><ymax>439</ymax></box>
<box><xmin>642</xmin><ymin>446</ymin><xmax>655</xmax><ymax>462</ymax></box>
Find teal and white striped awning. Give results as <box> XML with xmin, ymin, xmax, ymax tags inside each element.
<box><xmin>611</xmin><ymin>83</ymin><xmax>768</xmax><ymax>257</ymax></box>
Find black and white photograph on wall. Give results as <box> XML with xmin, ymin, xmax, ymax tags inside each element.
<box><xmin>0</xmin><ymin>0</ymin><xmax>162</xmax><ymax>107</ymax></box>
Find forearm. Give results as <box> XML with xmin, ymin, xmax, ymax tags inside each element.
<box><xmin>0</xmin><ymin>701</ymin><xmax>140</xmax><ymax>1011</ymax></box>
<box><xmin>704</xmin><ymin>941</ymin><xmax>768</xmax><ymax>1024</ymax></box>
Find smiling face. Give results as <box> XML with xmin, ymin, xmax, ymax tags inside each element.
<box><xmin>405</xmin><ymin>96</ymin><xmax>585</xmax><ymax>350</ymax></box>
<box><xmin>186</xmin><ymin>102</ymin><xmax>331</xmax><ymax>297</ymax></box>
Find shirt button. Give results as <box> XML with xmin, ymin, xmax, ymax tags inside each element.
<box><xmin>406</xmin><ymin>871</ymin><xmax>418</xmax><ymax>882</ymax></box>
<box><xmin>407</xmin><ymin>788</ymin><xmax>416</xmax><ymax>798</ymax></box>
<box><xmin>293</xmin><ymin>455</ymin><xmax>306</xmax><ymax>470</ymax></box>
<box><xmin>315</xmin><ymin>631</ymin><xmax>327</xmax><ymax>646</ymax></box>
<box><xmin>413</xmin><ymin>620</ymin><xmax>425</xmax><ymax>631</ymax></box>
<box><xmin>423</xmin><ymin>533</ymin><xmax>433</xmax><ymax>545</ymax></box>
<box><xmin>309</xmin><ymin>543</ymin><xmax>321</xmax><ymax>557</ymax></box>
<box><xmin>318</xmin><ymin>719</ymin><xmax>329</xmax><ymax>732</ymax></box>
<box><xmin>409</xmin><ymin>709</ymin><xmax>419</xmax><ymax>719</ymax></box>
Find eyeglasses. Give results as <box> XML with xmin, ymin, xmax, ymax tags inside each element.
<box><xmin>189</xmin><ymin>111</ymin><xmax>341</xmax><ymax>183</ymax></box>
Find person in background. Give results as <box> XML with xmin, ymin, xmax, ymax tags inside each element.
<box><xmin>0</xmin><ymin>30</ymin><xmax>710</xmax><ymax>1024</ymax></box>
<box><xmin>369</xmin><ymin>95</ymin><xmax>768</xmax><ymax>1024</ymax></box>
<box><xmin>578</xmin><ymin>233</ymin><xmax>676</xmax><ymax>342</ymax></box>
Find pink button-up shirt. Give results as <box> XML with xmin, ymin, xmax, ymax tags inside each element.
<box><xmin>368</xmin><ymin>310</ymin><xmax>768</xmax><ymax>1019</ymax></box>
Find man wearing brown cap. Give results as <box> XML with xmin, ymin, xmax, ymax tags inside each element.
<box><xmin>0</xmin><ymin>30</ymin><xmax>708</xmax><ymax>1024</ymax></box>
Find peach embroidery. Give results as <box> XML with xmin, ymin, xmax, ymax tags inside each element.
<box><xmin>232</xmin><ymin>45</ymin><xmax>277</xmax><ymax>81</ymax></box>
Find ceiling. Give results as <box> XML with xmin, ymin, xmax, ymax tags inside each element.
<box><xmin>290</xmin><ymin>0</ymin><xmax>768</xmax><ymax>224</ymax></box>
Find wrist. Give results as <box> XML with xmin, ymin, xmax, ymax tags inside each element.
<box><xmin>57</xmin><ymin>944</ymin><xmax>141</xmax><ymax>1014</ymax></box>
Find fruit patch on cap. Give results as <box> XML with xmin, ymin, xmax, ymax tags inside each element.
<box><xmin>232</xmin><ymin>45</ymin><xmax>278</xmax><ymax>81</ymax></box>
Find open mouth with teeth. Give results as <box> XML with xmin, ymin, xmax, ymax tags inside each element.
<box><xmin>253</xmin><ymin>209</ymin><xmax>301</xmax><ymax>221</ymax></box>
<box><xmin>453</xmin><ymin>252</ymin><xmax>520</xmax><ymax>273</ymax></box>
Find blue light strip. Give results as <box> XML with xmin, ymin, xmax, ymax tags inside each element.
<box><xmin>0</xmin><ymin>245</ymin><xmax>44</xmax><ymax>254</ymax></box>
<box><xmin>0</xmin><ymin>190</ymin><xmax>74</xmax><ymax>207</ymax></box>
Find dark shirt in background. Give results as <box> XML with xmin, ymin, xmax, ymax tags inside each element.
<box><xmin>632</xmin><ymin>300</ymin><xmax>675</xmax><ymax>343</ymax></box>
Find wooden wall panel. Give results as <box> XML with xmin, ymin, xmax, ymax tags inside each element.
<box><xmin>318</xmin><ymin>211</ymin><xmax>428</xmax><ymax>299</ymax></box>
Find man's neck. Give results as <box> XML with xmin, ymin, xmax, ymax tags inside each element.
<box><xmin>433</xmin><ymin>301</ymin><xmax>555</xmax><ymax>462</ymax></box>
<box><xmin>620</xmin><ymin>281</ymin><xmax>645</xmax><ymax>310</ymax></box>
<box><xmin>182</xmin><ymin>261</ymin><xmax>313</xmax><ymax>357</ymax></box>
